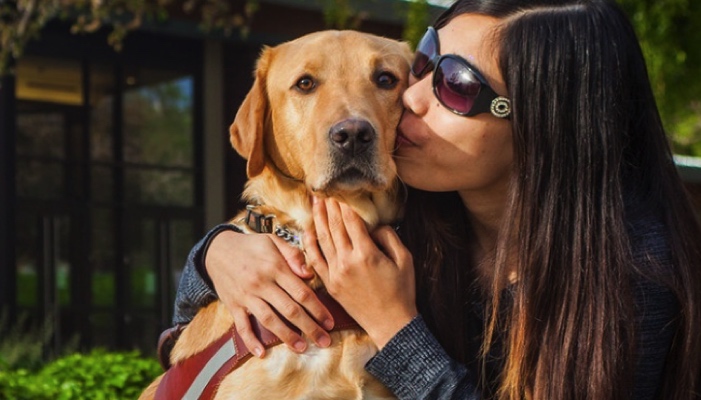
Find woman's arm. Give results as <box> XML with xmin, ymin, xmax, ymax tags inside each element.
<box><xmin>367</xmin><ymin>316</ymin><xmax>481</xmax><ymax>400</ymax></box>
<box><xmin>172</xmin><ymin>223</ymin><xmax>235</xmax><ymax>325</ymax></box>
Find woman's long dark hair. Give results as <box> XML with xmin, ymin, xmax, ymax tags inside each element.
<box><xmin>404</xmin><ymin>0</ymin><xmax>701</xmax><ymax>399</ymax></box>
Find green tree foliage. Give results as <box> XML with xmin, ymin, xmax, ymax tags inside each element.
<box><xmin>617</xmin><ymin>0</ymin><xmax>701</xmax><ymax>155</ymax></box>
<box><xmin>0</xmin><ymin>0</ymin><xmax>258</xmax><ymax>75</ymax></box>
<box><xmin>403</xmin><ymin>0</ymin><xmax>431</xmax><ymax>48</ymax></box>
<box><xmin>321</xmin><ymin>0</ymin><xmax>367</xmax><ymax>30</ymax></box>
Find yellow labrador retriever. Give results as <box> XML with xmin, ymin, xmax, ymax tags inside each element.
<box><xmin>141</xmin><ymin>30</ymin><xmax>410</xmax><ymax>399</ymax></box>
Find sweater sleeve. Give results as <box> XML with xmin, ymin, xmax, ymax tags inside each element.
<box><xmin>172</xmin><ymin>223</ymin><xmax>242</xmax><ymax>325</ymax></box>
<box><xmin>627</xmin><ymin>209</ymin><xmax>679</xmax><ymax>399</ymax></box>
<box><xmin>365</xmin><ymin>315</ymin><xmax>481</xmax><ymax>400</ymax></box>
<box><xmin>631</xmin><ymin>279</ymin><xmax>678</xmax><ymax>399</ymax></box>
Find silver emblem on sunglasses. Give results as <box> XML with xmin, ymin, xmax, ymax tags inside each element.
<box><xmin>490</xmin><ymin>97</ymin><xmax>511</xmax><ymax>119</ymax></box>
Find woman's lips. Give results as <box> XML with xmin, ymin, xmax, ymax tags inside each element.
<box><xmin>395</xmin><ymin>129</ymin><xmax>416</xmax><ymax>147</ymax></box>
<box><xmin>396</xmin><ymin>111</ymin><xmax>420</xmax><ymax>148</ymax></box>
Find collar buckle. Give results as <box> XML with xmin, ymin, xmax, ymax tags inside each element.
<box><xmin>244</xmin><ymin>205</ymin><xmax>274</xmax><ymax>233</ymax></box>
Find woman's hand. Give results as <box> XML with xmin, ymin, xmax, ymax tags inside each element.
<box><xmin>205</xmin><ymin>230</ymin><xmax>334</xmax><ymax>357</ymax></box>
<box><xmin>306</xmin><ymin>197</ymin><xmax>418</xmax><ymax>349</ymax></box>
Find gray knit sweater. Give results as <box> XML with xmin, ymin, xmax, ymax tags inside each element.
<box><xmin>172</xmin><ymin>211</ymin><xmax>678</xmax><ymax>399</ymax></box>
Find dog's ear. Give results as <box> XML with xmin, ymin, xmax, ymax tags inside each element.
<box><xmin>230</xmin><ymin>47</ymin><xmax>273</xmax><ymax>178</ymax></box>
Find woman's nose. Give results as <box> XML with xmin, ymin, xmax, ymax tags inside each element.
<box><xmin>402</xmin><ymin>75</ymin><xmax>431</xmax><ymax>116</ymax></box>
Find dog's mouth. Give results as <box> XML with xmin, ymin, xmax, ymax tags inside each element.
<box><xmin>311</xmin><ymin>164</ymin><xmax>389</xmax><ymax>194</ymax></box>
<box><xmin>336</xmin><ymin>167</ymin><xmax>366</xmax><ymax>182</ymax></box>
<box><xmin>334</xmin><ymin>166</ymin><xmax>381</xmax><ymax>187</ymax></box>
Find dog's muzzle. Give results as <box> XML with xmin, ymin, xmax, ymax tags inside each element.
<box><xmin>329</xmin><ymin>118</ymin><xmax>376</xmax><ymax>156</ymax></box>
<box><xmin>319</xmin><ymin>118</ymin><xmax>388</xmax><ymax>192</ymax></box>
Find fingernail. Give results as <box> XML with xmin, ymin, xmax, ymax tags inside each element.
<box><xmin>253</xmin><ymin>347</ymin><xmax>263</xmax><ymax>357</ymax></box>
<box><xmin>293</xmin><ymin>340</ymin><xmax>306</xmax><ymax>352</ymax></box>
<box><xmin>317</xmin><ymin>335</ymin><xmax>331</xmax><ymax>348</ymax></box>
<box><xmin>323</xmin><ymin>319</ymin><xmax>334</xmax><ymax>330</ymax></box>
<box><xmin>312</xmin><ymin>196</ymin><xmax>319</xmax><ymax>204</ymax></box>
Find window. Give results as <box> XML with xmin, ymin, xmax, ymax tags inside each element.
<box><xmin>14</xmin><ymin>49</ymin><xmax>202</xmax><ymax>354</ymax></box>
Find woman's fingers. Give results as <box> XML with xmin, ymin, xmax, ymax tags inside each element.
<box><xmin>303</xmin><ymin>226</ymin><xmax>331</xmax><ymax>292</ymax></box>
<box><xmin>312</xmin><ymin>197</ymin><xmax>338</xmax><ymax>264</ymax></box>
<box><xmin>231</xmin><ymin>305</ymin><xmax>265</xmax><ymax>357</ymax></box>
<box><xmin>270</xmin><ymin>234</ymin><xmax>314</xmax><ymax>279</ymax></box>
<box><xmin>325</xmin><ymin>199</ymin><xmax>352</xmax><ymax>250</ymax></box>
<box><xmin>303</xmin><ymin>227</ymin><xmax>322</xmax><ymax>271</ymax></box>
<box><xmin>370</xmin><ymin>225</ymin><xmax>409</xmax><ymax>265</ymax></box>
<box><xmin>244</xmin><ymin>296</ymin><xmax>311</xmax><ymax>353</ymax></box>
<box><xmin>269</xmin><ymin>234</ymin><xmax>333</xmax><ymax>330</ymax></box>
<box><xmin>338</xmin><ymin>202</ymin><xmax>371</xmax><ymax>246</ymax></box>
<box><xmin>236</xmin><ymin>253</ymin><xmax>331</xmax><ymax>351</ymax></box>
<box><xmin>268</xmin><ymin>273</ymin><xmax>333</xmax><ymax>345</ymax></box>
<box><xmin>206</xmin><ymin>231</ymin><xmax>333</xmax><ymax>356</ymax></box>
<box><xmin>235</xmin><ymin>288</ymin><xmax>332</xmax><ymax>355</ymax></box>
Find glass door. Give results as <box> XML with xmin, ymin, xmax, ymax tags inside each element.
<box><xmin>14</xmin><ymin>53</ymin><xmax>202</xmax><ymax>354</ymax></box>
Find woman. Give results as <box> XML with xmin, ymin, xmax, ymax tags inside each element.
<box><xmin>173</xmin><ymin>0</ymin><xmax>701</xmax><ymax>398</ymax></box>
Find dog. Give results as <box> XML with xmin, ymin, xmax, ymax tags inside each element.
<box><xmin>140</xmin><ymin>30</ymin><xmax>411</xmax><ymax>399</ymax></box>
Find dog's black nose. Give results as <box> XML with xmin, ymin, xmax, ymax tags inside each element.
<box><xmin>329</xmin><ymin>119</ymin><xmax>375</xmax><ymax>155</ymax></box>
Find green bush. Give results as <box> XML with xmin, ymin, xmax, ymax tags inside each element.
<box><xmin>0</xmin><ymin>349</ymin><xmax>161</xmax><ymax>400</ymax></box>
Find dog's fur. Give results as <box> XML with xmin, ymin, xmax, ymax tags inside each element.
<box><xmin>141</xmin><ymin>30</ymin><xmax>411</xmax><ymax>399</ymax></box>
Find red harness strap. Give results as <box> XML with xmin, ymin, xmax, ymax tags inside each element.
<box><xmin>154</xmin><ymin>292</ymin><xmax>359</xmax><ymax>400</ymax></box>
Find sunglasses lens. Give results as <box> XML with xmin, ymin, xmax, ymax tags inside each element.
<box><xmin>434</xmin><ymin>57</ymin><xmax>481</xmax><ymax>114</ymax></box>
<box><xmin>411</xmin><ymin>30</ymin><xmax>437</xmax><ymax>77</ymax></box>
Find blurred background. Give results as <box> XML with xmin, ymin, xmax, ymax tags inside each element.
<box><xmin>0</xmin><ymin>0</ymin><xmax>699</xmax><ymax>370</ymax></box>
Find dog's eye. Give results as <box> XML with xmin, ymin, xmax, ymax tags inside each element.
<box><xmin>295</xmin><ymin>76</ymin><xmax>316</xmax><ymax>92</ymax></box>
<box><xmin>375</xmin><ymin>72</ymin><xmax>398</xmax><ymax>89</ymax></box>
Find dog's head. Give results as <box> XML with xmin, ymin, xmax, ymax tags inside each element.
<box><xmin>230</xmin><ymin>30</ymin><xmax>411</xmax><ymax>226</ymax></box>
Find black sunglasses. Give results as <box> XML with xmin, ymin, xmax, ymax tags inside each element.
<box><xmin>411</xmin><ymin>26</ymin><xmax>511</xmax><ymax>119</ymax></box>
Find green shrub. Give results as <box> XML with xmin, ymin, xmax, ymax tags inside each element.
<box><xmin>0</xmin><ymin>349</ymin><xmax>161</xmax><ymax>399</ymax></box>
<box><xmin>0</xmin><ymin>369</ymin><xmax>59</xmax><ymax>400</ymax></box>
